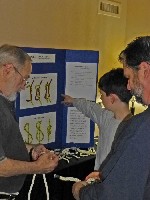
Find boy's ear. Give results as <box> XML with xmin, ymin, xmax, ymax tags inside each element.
<box><xmin>110</xmin><ymin>94</ymin><xmax>119</xmax><ymax>104</ymax></box>
<box><xmin>109</xmin><ymin>94</ymin><xmax>116</xmax><ymax>104</ymax></box>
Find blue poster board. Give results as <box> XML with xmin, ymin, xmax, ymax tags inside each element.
<box><xmin>16</xmin><ymin>47</ymin><xmax>99</xmax><ymax>149</ymax></box>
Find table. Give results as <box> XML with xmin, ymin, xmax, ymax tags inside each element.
<box><xmin>16</xmin><ymin>155</ymin><xmax>95</xmax><ymax>200</ymax></box>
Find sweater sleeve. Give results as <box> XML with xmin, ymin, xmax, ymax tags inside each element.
<box><xmin>73</xmin><ymin>98</ymin><xmax>108</xmax><ymax>125</ymax></box>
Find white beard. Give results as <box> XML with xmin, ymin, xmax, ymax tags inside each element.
<box><xmin>7</xmin><ymin>93</ymin><xmax>17</xmax><ymax>101</ymax></box>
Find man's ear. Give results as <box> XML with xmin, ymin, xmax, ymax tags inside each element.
<box><xmin>139</xmin><ymin>62</ymin><xmax>150</xmax><ymax>79</ymax></box>
<box><xmin>2</xmin><ymin>64</ymin><xmax>13</xmax><ymax>77</ymax></box>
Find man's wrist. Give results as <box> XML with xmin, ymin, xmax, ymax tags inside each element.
<box><xmin>29</xmin><ymin>147</ymin><xmax>34</xmax><ymax>161</ymax></box>
<box><xmin>81</xmin><ymin>181</ymin><xmax>88</xmax><ymax>187</ymax></box>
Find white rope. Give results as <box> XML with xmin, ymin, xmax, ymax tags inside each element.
<box><xmin>28</xmin><ymin>174</ymin><xmax>49</xmax><ymax>200</ymax></box>
<box><xmin>0</xmin><ymin>191</ymin><xmax>19</xmax><ymax>199</ymax></box>
<box><xmin>58</xmin><ymin>147</ymin><xmax>96</xmax><ymax>163</ymax></box>
<box><xmin>28</xmin><ymin>174</ymin><xmax>36</xmax><ymax>200</ymax></box>
<box><xmin>0</xmin><ymin>192</ymin><xmax>19</xmax><ymax>195</ymax></box>
<box><xmin>43</xmin><ymin>174</ymin><xmax>49</xmax><ymax>200</ymax></box>
<box><xmin>54</xmin><ymin>174</ymin><xmax>96</xmax><ymax>184</ymax></box>
<box><xmin>54</xmin><ymin>174</ymin><xmax>81</xmax><ymax>182</ymax></box>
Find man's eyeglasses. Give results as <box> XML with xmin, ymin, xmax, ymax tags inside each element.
<box><xmin>12</xmin><ymin>65</ymin><xmax>29</xmax><ymax>85</ymax></box>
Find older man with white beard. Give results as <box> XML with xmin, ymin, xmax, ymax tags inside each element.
<box><xmin>0</xmin><ymin>44</ymin><xmax>59</xmax><ymax>199</ymax></box>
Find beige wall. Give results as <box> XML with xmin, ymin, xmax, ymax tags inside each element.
<box><xmin>126</xmin><ymin>0</ymin><xmax>150</xmax><ymax>43</ymax></box>
<box><xmin>0</xmin><ymin>0</ymin><xmax>127</xmax><ymax>77</ymax></box>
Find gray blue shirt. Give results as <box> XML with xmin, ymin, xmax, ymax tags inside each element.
<box><xmin>0</xmin><ymin>95</ymin><xmax>29</xmax><ymax>193</ymax></box>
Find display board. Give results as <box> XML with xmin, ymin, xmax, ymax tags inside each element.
<box><xmin>15</xmin><ymin>47</ymin><xmax>99</xmax><ymax>149</ymax></box>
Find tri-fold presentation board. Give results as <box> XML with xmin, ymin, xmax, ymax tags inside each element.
<box><xmin>16</xmin><ymin>47</ymin><xmax>99</xmax><ymax>149</ymax></box>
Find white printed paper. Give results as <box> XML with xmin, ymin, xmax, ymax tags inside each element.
<box><xmin>66</xmin><ymin>107</ymin><xmax>90</xmax><ymax>144</ymax></box>
<box><xmin>65</xmin><ymin>62</ymin><xmax>97</xmax><ymax>101</ymax></box>
<box><xmin>28</xmin><ymin>53</ymin><xmax>55</xmax><ymax>63</ymax></box>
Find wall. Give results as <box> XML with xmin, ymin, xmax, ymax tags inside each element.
<box><xmin>0</xmin><ymin>0</ymin><xmax>127</xmax><ymax>78</ymax></box>
<box><xmin>126</xmin><ymin>0</ymin><xmax>150</xmax><ymax>43</ymax></box>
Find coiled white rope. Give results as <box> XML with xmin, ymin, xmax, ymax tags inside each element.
<box><xmin>54</xmin><ymin>174</ymin><xmax>96</xmax><ymax>184</ymax></box>
<box><xmin>54</xmin><ymin>174</ymin><xmax>81</xmax><ymax>182</ymax></box>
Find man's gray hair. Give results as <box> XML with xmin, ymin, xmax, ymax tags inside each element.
<box><xmin>0</xmin><ymin>44</ymin><xmax>31</xmax><ymax>69</ymax></box>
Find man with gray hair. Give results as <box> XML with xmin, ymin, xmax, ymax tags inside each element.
<box><xmin>0</xmin><ymin>45</ymin><xmax>59</xmax><ymax>199</ymax></box>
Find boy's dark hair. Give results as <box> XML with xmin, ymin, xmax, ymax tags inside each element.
<box><xmin>98</xmin><ymin>68</ymin><xmax>132</xmax><ymax>104</ymax></box>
